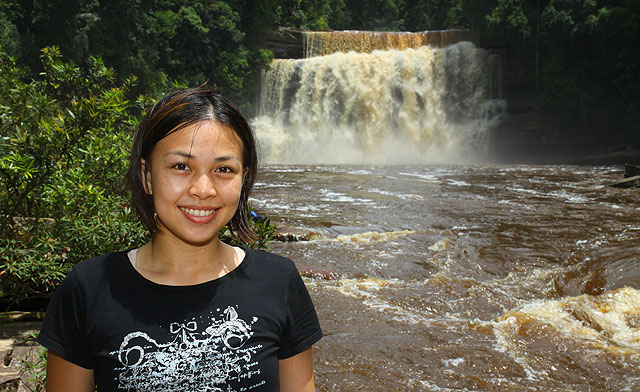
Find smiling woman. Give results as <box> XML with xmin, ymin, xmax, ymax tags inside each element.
<box><xmin>130</xmin><ymin>87</ymin><xmax>258</xmax><ymax>242</ymax></box>
<box><xmin>142</xmin><ymin>122</ymin><xmax>246</xmax><ymax>248</ymax></box>
<box><xmin>36</xmin><ymin>86</ymin><xmax>323</xmax><ymax>392</ymax></box>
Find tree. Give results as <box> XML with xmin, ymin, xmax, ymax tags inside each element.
<box><xmin>536</xmin><ymin>0</ymin><xmax>639</xmax><ymax>125</ymax></box>
<box><xmin>0</xmin><ymin>1</ymin><xmax>21</xmax><ymax>56</ymax></box>
<box><xmin>341</xmin><ymin>0</ymin><xmax>405</xmax><ymax>30</ymax></box>
<box><xmin>3</xmin><ymin>0</ymin><xmax>273</xmax><ymax>107</ymax></box>
<box><xmin>403</xmin><ymin>0</ymin><xmax>454</xmax><ymax>31</ymax></box>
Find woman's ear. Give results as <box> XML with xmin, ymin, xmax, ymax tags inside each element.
<box><xmin>242</xmin><ymin>168</ymin><xmax>249</xmax><ymax>186</ymax></box>
<box><xmin>141</xmin><ymin>159</ymin><xmax>152</xmax><ymax>195</ymax></box>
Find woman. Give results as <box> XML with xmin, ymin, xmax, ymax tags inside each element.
<box><xmin>37</xmin><ymin>86</ymin><xmax>323</xmax><ymax>391</ymax></box>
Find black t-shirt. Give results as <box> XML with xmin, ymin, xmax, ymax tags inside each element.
<box><xmin>38</xmin><ymin>247</ymin><xmax>322</xmax><ymax>391</ymax></box>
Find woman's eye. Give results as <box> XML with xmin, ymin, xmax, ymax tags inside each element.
<box><xmin>217</xmin><ymin>166</ymin><xmax>234</xmax><ymax>174</ymax></box>
<box><xmin>173</xmin><ymin>163</ymin><xmax>189</xmax><ymax>171</ymax></box>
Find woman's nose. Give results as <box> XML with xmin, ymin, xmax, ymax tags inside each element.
<box><xmin>190</xmin><ymin>174</ymin><xmax>217</xmax><ymax>198</ymax></box>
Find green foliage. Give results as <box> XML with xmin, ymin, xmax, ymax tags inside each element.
<box><xmin>0</xmin><ymin>47</ymin><xmax>134</xmax><ymax>222</ymax></box>
<box><xmin>0</xmin><ymin>2</ymin><xmax>21</xmax><ymax>57</ymax></box>
<box><xmin>220</xmin><ymin>210</ymin><xmax>277</xmax><ymax>250</ymax></box>
<box><xmin>1</xmin><ymin>237</ymin><xmax>69</xmax><ymax>305</ymax></box>
<box><xmin>250</xmin><ymin>216</ymin><xmax>277</xmax><ymax>249</ymax></box>
<box><xmin>474</xmin><ymin>0</ymin><xmax>639</xmax><ymax>137</ymax></box>
<box><xmin>74</xmin><ymin>0</ymin><xmax>272</xmax><ymax>104</ymax></box>
<box><xmin>0</xmin><ymin>46</ymin><xmax>149</xmax><ymax>307</ymax></box>
<box><xmin>1</xmin><ymin>0</ymin><xmax>273</xmax><ymax>107</ymax></box>
<box><xmin>486</xmin><ymin>0</ymin><xmax>532</xmax><ymax>39</ymax></box>
<box><xmin>403</xmin><ymin>0</ymin><xmax>452</xmax><ymax>31</ymax></box>
<box><xmin>536</xmin><ymin>0</ymin><xmax>639</xmax><ymax>125</ymax></box>
<box><xmin>21</xmin><ymin>333</ymin><xmax>47</xmax><ymax>391</ymax></box>
<box><xmin>269</xmin><ymin>0</ymin><xmax>340</xmax><ymax>30</ymax></box>
<box><xmin>336</xmin><ymin>0</ymin><xmax>405</xmax><ymax>30</ymax></box>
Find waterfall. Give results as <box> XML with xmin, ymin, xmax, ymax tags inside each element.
<box><xmin>302</xmin><ymin>30</ymin><xmax>478</xmax><ymax>57</ymax></box>
<box><xmin>303</xmin><ymin>31</ymin><xmax>428</xmax><ymax>58</ymax></box>
<box><xmin>252</xmin><ymin>38</ymin><xmax>505</xmax><ymax>164</ymax></box>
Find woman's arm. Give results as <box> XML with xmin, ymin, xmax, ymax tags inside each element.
<box><xmin>279</xmin><ymin>347</ymin><xmax>317</xmax><ymax>392</ymax></box>
<box><xmin>45</xmin><ymin>350</ymin><xmax>94</xmax><ymax>392</ymax></box>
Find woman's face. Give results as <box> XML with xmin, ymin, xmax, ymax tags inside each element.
<box><xmin>143</xmin><ymin>121</ymin><xmax>245</xmax><ymax>246</ymax></box>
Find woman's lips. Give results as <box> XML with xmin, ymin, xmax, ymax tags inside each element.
<box><xmin>179</xmin><ymin>206</ymin><xmax>218</xmax><ymax>223</ymax></box>
<box><xmin>180</xmin><ymin>207</ymin><xmax>215</xmax><ymax>217</ymax></box>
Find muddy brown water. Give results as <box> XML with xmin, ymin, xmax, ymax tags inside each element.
<box><xmin>252</xmin><ymin>164</ymin><xmax>640</xmax><ymax>391</ymax></box>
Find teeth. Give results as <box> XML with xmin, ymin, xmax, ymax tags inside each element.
<box><xmin>181</xmin><ymin>207</ymin><xmax>215</xmax><ymax>217</ymax></box>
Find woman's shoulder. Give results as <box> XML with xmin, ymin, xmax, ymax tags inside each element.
<box><xmin>70</xmin><ymin>250</ymin><xmax>129</xmax><ymax>281</ymax></box>
<box><xmin>241</xmin><ymin>247</ymin><xmax>300</xmax><ymax>279</ymax></box>
<box><xmin>50</xmin><ymin>251</ymin><xmax>130</xmax><ymax>302</ymax></box>
<box><xmin>244</xmin><ymin>247</ymin><xmax>296</xmax><ymax>268</ymax></box>
<box><xmin>244</xmin><ymin>246</ymin><xmax>290</xmax><ymax>262</ymax></box>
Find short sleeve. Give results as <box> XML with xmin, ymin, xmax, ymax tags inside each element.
<box><xmin>37</xmin><ymin>268</ymin><xmax>93</xmax><ymax>369</ymax></box>
<box><xmin>277</xmin><ymin>269</ymin><xmax>323</xmax><ymax>359</ymax></box>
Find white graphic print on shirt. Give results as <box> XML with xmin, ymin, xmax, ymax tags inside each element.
<box><xmin>111</xmin><ymin>306</ymin><xmax>263</xmax><ymax>391</ymax></box>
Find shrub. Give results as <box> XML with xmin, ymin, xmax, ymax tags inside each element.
<box><xmin>0</xmin><ymin>46</ymin><xmax>148</xmax><ymax>308</ymax></box>
<box><xmin>219</xmin><ymin>209</ymin><xmax>277</xmax><ymax>250</ymax></box>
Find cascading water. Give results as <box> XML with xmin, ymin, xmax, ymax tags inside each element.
<box><xmin>303</xmin><ymin>30</ymin><xmax>429</xmax><ymax>57</ymax></box>
<box><xmin>302</xmin><ymin>29</ymin><xmax>478</xmax><ymax>57</ymax></box>
<box><xmin>252</xmin><ymin>31</ymin><xmax>505</xmax><ymax>164</ymax></box>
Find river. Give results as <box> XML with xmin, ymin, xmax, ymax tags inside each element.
<box><xmin>251</xmin><ymin>164</ymin><xmax>640</xmax><ymax>391</ymax></box>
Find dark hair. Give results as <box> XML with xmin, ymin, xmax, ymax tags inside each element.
<box><xmin>127</xmin><ymin>86</ymin><xmax>258</xmax><ymax>242</ymax></box>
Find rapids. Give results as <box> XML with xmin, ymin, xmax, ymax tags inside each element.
<box><xmin>251</xmin><ymin>164</ymin><xmax>640</xmax><ymax>391</ymax></box>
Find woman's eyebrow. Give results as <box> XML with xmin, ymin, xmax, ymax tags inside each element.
<box><xmin>164</xmin><ymin>151</ymin><xmax>194</xmax><ymax>159</ymax></box>
<box><xmin>165</xmin><ymin>151</ymin><xmax>240</xmax><ymax>162</ymax></box>
<box><xmin>214</xmin><ymin>155</ymin><xmax>241</xmax><ymax>162</ymax></box>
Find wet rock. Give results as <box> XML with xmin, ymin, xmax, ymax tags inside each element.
<box><xmin>273</xmin><ymin>227</ymin><xmax>322</xmax><ymax>242</ymax></box>
<box><xmin>609</xmin><ymin>175</ymin><xmax>640</xmax><ymax>188</ymax></box>
<box><xmin>0</xmin><ymin>379</ymin><xmax>19</xmax><ymax>392</ymax></box>
<box><xmin>624</xmin><ymin>163</ymin><xmax>640</xmax><ymax>178</ymax></box>
<box><xmin>299</xmin><ymin>268</ymin><xmax>342</xmax><ymax>280</ymax></box>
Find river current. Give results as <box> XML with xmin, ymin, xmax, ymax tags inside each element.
<box><xmin>251</xmin><ymin>164</ymin><xmax>640</xmax><ymax>391</ymax></box>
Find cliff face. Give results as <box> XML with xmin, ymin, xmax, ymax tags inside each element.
<box><xmin>488</xmin><ymin>58</ymin><xmax>639</xmax><ymax>165</ymax></box>
<box><xmin>264</xmin><ymin>28</ymin><xmax>305</xmax><ymax>59</ymax></box>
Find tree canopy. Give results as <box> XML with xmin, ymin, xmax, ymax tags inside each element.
<box><xmin>0</xmin><ymin>0</ymin><xmax>637</xmax><ymax>128</ymax></box>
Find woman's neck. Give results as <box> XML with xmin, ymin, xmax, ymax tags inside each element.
<box><xmin>134</xmin><ymin>232</ymin><xmax>239</xmax><ymax>286</ymax></box>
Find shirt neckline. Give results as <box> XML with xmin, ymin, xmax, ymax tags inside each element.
<box><xmin>120</xmin><ymin>245</ymin><xmax>252</xmax><ymax>291</ymax></box>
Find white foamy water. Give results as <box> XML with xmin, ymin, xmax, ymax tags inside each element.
<box><xmin>253</xmin><ymin>42</ymin><xmax>504</xmax><ymax>164</ymax></box>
